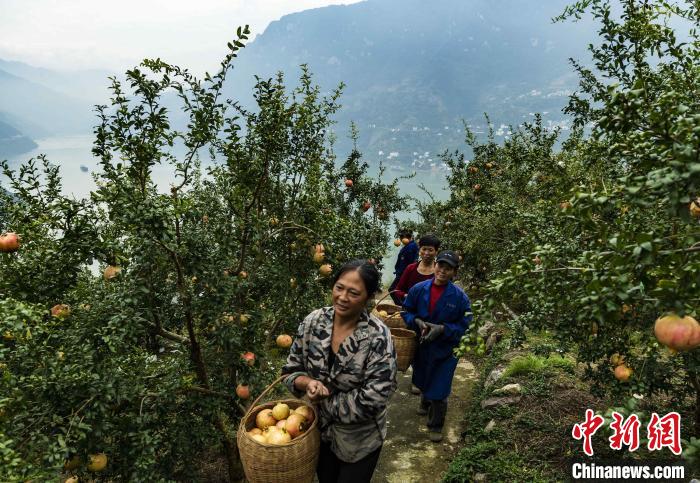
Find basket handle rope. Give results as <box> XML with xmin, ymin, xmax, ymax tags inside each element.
<box><xmin>373</xmin><ymin>290</ymin><xmax>399</xmax><ymax>307</ymax></box>
<box><xmin>239</xmin><ymin>374</ymin><xmax>289</xmax><ymax>432</ymax></box>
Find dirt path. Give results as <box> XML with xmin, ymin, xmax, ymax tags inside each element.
<box><xmin>371</xmin><ymin>359</ymin><xmax>477</xmax><ymax>483</ymax></box>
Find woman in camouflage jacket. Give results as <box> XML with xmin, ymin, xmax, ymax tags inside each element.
<box><xmin>282</xmin><ymin>259</ymin><xmax>398</xmax><ymax>483</ymax></box>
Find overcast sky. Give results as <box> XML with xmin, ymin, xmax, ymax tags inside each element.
<box><xmin>0</xmin><ymin>0</ymin><xmax>363</xmax><ymax>74</ymax></box>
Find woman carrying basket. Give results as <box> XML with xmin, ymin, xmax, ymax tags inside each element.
<box><xmin>282</xmin><ymin>259</ymin><xmax>398</xmax><ymax>483</ymax></box>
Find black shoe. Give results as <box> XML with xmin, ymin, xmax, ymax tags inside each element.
<box><xmin>429</xmin><ymin>430</ymin><xmax>443</xmax><ymax>442</ymax></box>
<box><xmin>417</xmin><ymin>405</ymin><xmax>428</xmax><ymax>415</ymax></box>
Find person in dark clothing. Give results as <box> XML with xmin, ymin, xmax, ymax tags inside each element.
<box><xmin>393</xmin><ymin>234</ymin><xmax>441</xmax><ymax>304</ymax></box>
<box><xmin>389</xmin><ymin>230</ymin><xmax>418</xmax><ymax>304</ymax></box>
<box><xmin>401</xmin><ymin>250</ymin><xmax>472</xmax><ymax>442</ymax></box>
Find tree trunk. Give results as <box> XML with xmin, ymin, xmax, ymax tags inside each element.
<box><xmin>216</xmin><ymin>414</ymin><xmax>244</xmax><ymax>482</ymax></box>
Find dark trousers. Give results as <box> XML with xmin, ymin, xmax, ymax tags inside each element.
<box><xmin>389</xmin><ymin>276</ymin><xmax>402</xmax><ymax>304</ymax></box>
<box><xmin>317</xmin><ymin>440</ymin><xmax>382</xmax><ymax>483</ymax></box>
<box><xmin>420</xmin><ymin>397</ymin><xmax>448</xmax><ymax>430</ymax></box>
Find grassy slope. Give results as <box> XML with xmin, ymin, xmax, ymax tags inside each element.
<box><xmin>443</xmin><ymin>333</ymin><xmax>696</xmax><ymax>482</ymax></box>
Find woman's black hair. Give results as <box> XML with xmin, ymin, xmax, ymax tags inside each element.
<box><xmin>418</xmin><ymin>233</ymin><xmax>441</xmax><ymax>249</ymax></box>
<box><xmin>332</xmin><ymin>259</ymin><xmax>381</xmax><ymax>298</ymax></box>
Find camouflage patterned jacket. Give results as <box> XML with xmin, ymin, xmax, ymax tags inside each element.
<box><xmin>282</xmin><ymin>307</ymin><xmax>398</xmax><ymax>463</ymax></box>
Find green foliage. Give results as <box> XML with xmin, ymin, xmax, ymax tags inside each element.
<box><xmin>442</xmin><ymin>441</ymin><xmax>551</xmax><ymax>483</ymax></box>
<box><xmin>503</xmin><ymin>354</ymin><xmax>574</xmax><ymax>378</ymax></box>
<box><xmin>413</xmin><ymin>0</ymin><xmax>700</xmax><ymax>440</ymax></box>
<box><xmin>0</xmin><ymin>28</ymin><xmax>406</xmax><ymax>481</ymax></box>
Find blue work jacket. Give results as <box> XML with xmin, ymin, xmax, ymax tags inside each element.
<box><xmin>394</xmin><ymin>240</ymin><xmax>418</xmax><ymax>276</ymax></box>
<box><xmin>401</xmin><ymin>279</ymin><xmax>472</xmax><ymax>400</ymax></box>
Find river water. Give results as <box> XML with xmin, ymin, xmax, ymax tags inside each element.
<box><xmin>4</xmin><ymin>135</ymin><xmax>451</xmax><ymax>284</ymax></box>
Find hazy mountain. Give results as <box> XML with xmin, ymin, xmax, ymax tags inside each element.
<box><xmin>0</xmin><ymin>0</ymin><xmax>596</xmax><ymax>166</ymax></box>
<box><xmin>0</xmin><ymin>119</ymin><xmax>37</xmax><ymax>158</ymax></box>
<box><xmin>0</xmin><ymin>59</ymin><xmax>112</xmax><ymax>104</ymax></box>
<box><xmin>227</xmin><ymin>0</ymin><xmax>595</xmax><ymax>167</ymax></box>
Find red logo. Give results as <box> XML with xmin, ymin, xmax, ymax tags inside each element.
<box><xmin>573</xmin><ymin>410</ymin><xmax>682</xmax><ymax>456</ymax></box>
<box><xmin>572</xmin><ymin>409</ymin><xmax>605</xmax><ymax>456</ymax></box>
<box><xmin>647</xmin><ymin>412</ymin><xmax>682</xmax><ymax>455</ymax></box>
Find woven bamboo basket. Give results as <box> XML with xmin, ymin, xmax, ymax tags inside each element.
<box><xmin>390</xmin><ymin>327</ymin><xmax>417</xmax><ymax>372</ymax></box>
<box><xmin>237</xmin><ymin>376</ymin><xmax>321</xmax><ymax>483</ymax></box>
<box><xmin>373</xmin><ymin>292</ymin><xmax>407</xmax><ymax>329</ymax></box>
<box><xmin>381</xmin><ymin>312</ymin><xmax>407</xmax><ymax>329</ymax></box>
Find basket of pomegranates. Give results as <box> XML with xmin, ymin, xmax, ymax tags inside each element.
<box><xmin>237</xmin><ymin>375</ymin><xmax>320</xmax><ymax>483</ymax></box>
<box><xmin>373</xmin><ymin>292</ymin><xmax>406</xmax><ymax>329</ymax></box>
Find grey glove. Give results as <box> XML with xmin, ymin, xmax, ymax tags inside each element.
<box><xmin>421</xmin><ymin>322</ymin><xmax>445</xmax><ymax>343</ymax></box>
<box><xmin>414</xmin><ymin>317</ymin><xmax>428</xmax><ymax>331</ymax></box>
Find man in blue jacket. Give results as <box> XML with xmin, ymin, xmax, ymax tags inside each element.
<box><xmin>389</xmin><ymin>229</ymin><xmax>419</xmax><ymax>304</ymax></box>
<box><xmin>401</xmin><ymin>250</ymin><xmax>472</xmax><ymax>442</ymax></box>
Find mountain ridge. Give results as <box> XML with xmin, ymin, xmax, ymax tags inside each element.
<box><xmin>227</xmin><ymin>0</ymin><xmax>595</xmax><ymax>166</ymax></box>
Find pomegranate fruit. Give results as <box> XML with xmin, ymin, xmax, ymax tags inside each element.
<box><xmin>241</xmin><ymin>352</ymin><xmax>256</xmax><ymax>366</ymax></box>
<box><xmin>255</xmin><ymin>409</ymin><xmax>277</xmax><ymax>430</ymax></box>
<box><xmin>286</xmin><ymin>413</ymin><xmax>308</xmax><ymax>439</ymax></box>
<box><xmin>103</xmin><ymin>265</ymin><xmax>121</xmax><ymax>281</ymax></box>
<box><xmin>272</xmin><ymin>402</ymin><xmax>290</xmax><ymax>421</ymax></box>
<box><xmin>654</xmin><ymin>313</ymin><xmax>700</xmax><ymax>351</ymax></box>
<box><xmin>276</xmin><ymin>334</ymin><xmax>293</xmax><ymax>348</ymax></box>
<box><xmin>266</xmin><ymin>429</ymin><xmax>292</xmax><ymax>445</ymax></box>
<box><xmin>0</xmin><ymin>232</ymin><xmax>20</xmax><ymax>253</ymax></box>
<box><xmin>614</xmin><ymin>364</ymin><xmax>633</xmax><ymax>382</ymax></box>
<box><xmin>294</xmin><ymin>405</ymin><xmax>315</xmax><ymax>425</ymax></box>
<box><xmin>236</xmin><ymin>384</ymin><xmax>250</xmax><ymax>400</ymax></box>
